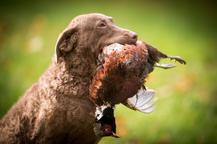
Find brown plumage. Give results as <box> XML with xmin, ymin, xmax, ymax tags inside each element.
<box><xmin>89</xmin><ymin>42</ymin><xmax>148</xmax><ymax>106</ymax></box>
<box><xmin>90</xmin><ymin>41</ymin><xmax>186</xmax><ymax>139</ymax></box>
<box><xmin>89</xmin><ymin>41</ymin><xmax>186</xmax><ymax>107</ymax></box>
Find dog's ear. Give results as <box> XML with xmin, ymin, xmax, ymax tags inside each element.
<box><xmin>55</xmin><ymin>26</ymin><xmax>78</xmax><ymax>62</ymax></box>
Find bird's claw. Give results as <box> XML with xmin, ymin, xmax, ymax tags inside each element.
<box><xmin>155</xmin><ymin>63</ymin><xmax>176</xmax><ymax>69</ymax></box>
<box><xmin>167</xmin><ymin>56</ymin><xmax>186</xmax><ymax>64</ymax></box>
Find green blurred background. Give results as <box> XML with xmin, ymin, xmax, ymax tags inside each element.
<box><xmin>0</xmin><ymin>0</ymin><xmax>217</xmax><ymax>143</ymax></box>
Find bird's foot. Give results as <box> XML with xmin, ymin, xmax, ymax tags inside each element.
<box><xmin>155</xmin><ymin>56</ymin><xmax>186</xmax><ymax>69</ymax></box>
<box><xmin>167</xmin><ymin>56</ymin><xmax>186</xmax><ymax>64</ymax></box>
<box><xmin>155</xmin><ymin>63</ymin><xmax>176</xmax><ymax>69</ymax></box>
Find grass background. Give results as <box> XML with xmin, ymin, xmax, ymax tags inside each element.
<box><xmin>0</xmin><ymin>0</ymin><xmax>217</xmax><ymax>143</ymax></box>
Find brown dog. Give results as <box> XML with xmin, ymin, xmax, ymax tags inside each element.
<box><xmin>0</xmin><ymin>13</ymin><xmax>137</xmax><ymax>144</ymax></box>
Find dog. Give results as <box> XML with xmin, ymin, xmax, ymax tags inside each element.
<box><xmin>0</xmin><ymin>13</ymin><xmax>138</xmax><ymax>144</ymax></box>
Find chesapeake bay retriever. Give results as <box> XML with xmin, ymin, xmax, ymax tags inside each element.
<box><xmin>0</xmin><ymin>13</ymin><xmax>137</xmax><ymax>144</ymax></box>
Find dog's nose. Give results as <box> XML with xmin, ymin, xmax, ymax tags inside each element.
<box><xmin>131</xmin><ymin>32</ymin><xmax>138</xmax><ymax>40</ymax></box>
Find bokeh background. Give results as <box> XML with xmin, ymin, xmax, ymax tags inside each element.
<box><xmin>0</xmin><ymin>0</ymin><xmax>217</xmax><ymax>143</ymax></box>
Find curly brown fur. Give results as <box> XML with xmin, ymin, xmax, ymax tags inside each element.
<box><xmin>0</xmin><ymin>13</ymin><xmax>137</xmax><ymax>144</ymax></box>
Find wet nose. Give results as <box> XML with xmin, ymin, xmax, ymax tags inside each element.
<box><xmin>124</xmin><ymin>31</ymin><xmax>137</xmax><ymax>40</ymax></box>
<box><xmin>130</xmin><ymin>32</ymin><xmax>138</xmax><ymax>40</ymax></box>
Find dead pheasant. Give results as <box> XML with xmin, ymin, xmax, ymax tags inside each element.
<box><xmin>90</xmin><ymin>40</ymin><xmax>186</xmax><ymax>137</ymax></box>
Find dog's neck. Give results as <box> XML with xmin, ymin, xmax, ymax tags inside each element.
<box><xmin>39</xmin><ymin>53</ymin><xmax>97</xmax><ymax>100</ymax></box>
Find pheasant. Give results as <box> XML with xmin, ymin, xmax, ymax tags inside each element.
<box><xmin>90</xmin><ymin>41</ymin><xmax>186</xmax><ymax>137</ymax></box>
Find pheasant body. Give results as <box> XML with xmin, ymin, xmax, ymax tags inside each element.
<box><xmin>90</xmin><ymin>42</ymin><xmax>149</xmax><ymax>106</ymax></box>
<box><xmin>90</xmin><ymin>41</ymin><xmax>186</xmax><ymax>138</ymax></box>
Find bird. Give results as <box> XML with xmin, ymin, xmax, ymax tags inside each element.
<box><xmin>89</xmin><ymin>40</ymin><xmax>186</xmax><ymax>137</ymax></box>
<box><xmin>94</xmin><ymin>106</ymin><xmax>119</xmax><ymax>138</ymax></box>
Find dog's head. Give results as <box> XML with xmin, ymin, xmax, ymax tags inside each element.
<box><xmin>55</xmin><ymin>13</ymin><xmax>137</xmax><ymax>63</ymax></box>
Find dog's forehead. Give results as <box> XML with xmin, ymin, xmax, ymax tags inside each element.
<box><xmin>87</xmin><ymin>13</ymin><xmax>112</xmax><ymax>21</ymax></box>
<box><xmin>69</xmin><ymin>13</ymin><xmax>112</xmax><ymax>26</ymax></box>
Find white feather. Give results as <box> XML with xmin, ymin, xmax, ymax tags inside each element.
<box><xmin>103</xmin><ymin>43</ymin><xmax>124</xmax><ymax>55</ymax></box>
<box><xmin>95</xmin><ymin>104</ymin><xmax>112</xmax><ymax>120</ymax></box>
<box><xmin>141</xmin><ymin>106</ymin><xmax>155</xmax><ymax>113</ymax></box>
<box><xmin>127</xmin><ymin>88</ymin><xmax>156</xmax><ymax>114</ymax></box>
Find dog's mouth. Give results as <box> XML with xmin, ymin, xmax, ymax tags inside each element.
<box><xmin>97</xmin><ymin>43</ymin><xmax>123</xmax><ymax>66</ymax></box>
<box><xmin>97</xmin><ymin>41</ymin><xmax>136</xmax><ymax>67</ymax></box>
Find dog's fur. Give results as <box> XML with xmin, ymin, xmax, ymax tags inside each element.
<box><xmin>0</xmin><ymin>13</ymin><xmax>137</xmax><ymax>144</ymax></box>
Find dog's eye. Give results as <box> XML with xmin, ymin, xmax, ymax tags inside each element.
<box><xmin>97</xmin><ymin>22</ymin><xmax>107</xmax><ymax>28</ymax></box>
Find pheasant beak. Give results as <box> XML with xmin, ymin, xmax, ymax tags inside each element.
<box><xmin>111</xmin><ymin>132</ymin><xmax>120</xmax><ymax>138</ymax></box>
<box><xmin>102</xmin><ymin>125</ymin><xmax>120</xmax><ymax>138</ymax></box>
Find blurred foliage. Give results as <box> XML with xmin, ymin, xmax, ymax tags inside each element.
<box><xmin>0</xmin><ymin>0</ymin><xmax>217</xmax><ymax>143</ymax></box>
